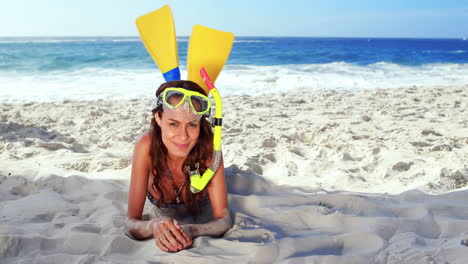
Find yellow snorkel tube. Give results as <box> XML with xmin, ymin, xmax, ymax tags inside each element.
<box><xmin>188</xmin><ymin>67</ymin><xmax>223</xmax><ymax>193</ymax></box>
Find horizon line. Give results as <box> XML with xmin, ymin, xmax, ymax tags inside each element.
<box><xmin>0</xmin><ymin>35</ymin><xmax>466</xmax><ymax>40</ymax></box>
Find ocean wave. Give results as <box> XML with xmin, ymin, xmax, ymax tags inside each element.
<box><xmin>1</xmin><ymin>62</ymin><xmax>467</xmax><ymax>103</ymax></box>
<box><xmin>423</xmin><ymin>50</ymin><xmax>467</xmax><ymax>54</ymax></box>
<box><xmin>218</xmin><ymin>62</ymin><xmax>468</xmax><ymax>94</ymax></box>
<box><xmin>234</xmin><ymin>40</ymin><xmax>275</xmax><ymax>43</ymax></box>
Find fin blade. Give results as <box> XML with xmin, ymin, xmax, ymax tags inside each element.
<box><xmin>187</xmin><ymin>25</ymin><xmax>234</xmax><ymax>92</ymax></box>
<box><xmin>136</xmin><ymin>5</ymin><xmax>180</xmax><ymax>81</ymax></box>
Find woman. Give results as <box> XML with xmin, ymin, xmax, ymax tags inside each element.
<box><xmin>126</xmin><ymin>80</ymin><xmax>231</xmax><ymax>252</ymax></box>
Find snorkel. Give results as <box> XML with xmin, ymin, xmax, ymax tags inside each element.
<box><xmin>188</xmin><ymin>67</ymin><xmax>223</xmax><ymax>193</ymax></box>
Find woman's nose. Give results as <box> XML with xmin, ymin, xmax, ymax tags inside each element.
<box><xmin>177</xmin><ymin>127</ymin><xmax>189</xmax><ymax>140</ymax></box>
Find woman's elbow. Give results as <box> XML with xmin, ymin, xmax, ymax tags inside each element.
<box><xmin>214</xmin><ymin>213</ymin><xmax>233</xmax><ymax>237</ymax></box>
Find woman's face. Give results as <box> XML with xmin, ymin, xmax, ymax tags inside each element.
<box><xmin>155</xmin><ymin>103</ymin><xmax>201</xmax><ymax>160</ymax></box>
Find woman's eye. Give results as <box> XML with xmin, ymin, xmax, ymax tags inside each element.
<box><xmin>189</xmin><ymin>123</ymin><xmax>198</xmax><ymax>128</ymax></box>
<box><xmin>169</xmin><ymin>122</ymin><xmax>178</xmax><ymax>127</ymax></box>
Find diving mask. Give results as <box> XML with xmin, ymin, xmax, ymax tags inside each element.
<box><xmin>154</xmin><ymin>87</ymin><xmax>211</xmax><ymax>116</ymax></box>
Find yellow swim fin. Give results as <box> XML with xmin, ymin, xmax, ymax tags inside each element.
<box><xmin>136</xmin><ymin>5</ymin><xmax>180</xmax><ymax>81</ymax></box>
<box><xmin>187</xmin><ymin>25</ymin><xmax>235</xmax><ymax>92</ymax></box>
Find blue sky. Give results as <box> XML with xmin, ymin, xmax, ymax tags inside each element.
<box><xmin>1</xmin><ymin>0</ymin><xmax>467</xmax><ymax>38</ymax></box>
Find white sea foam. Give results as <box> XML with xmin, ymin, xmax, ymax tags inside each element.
<box><xmin>217</xmin><ymin>62</ymin><xmax>468</xmax><ymax>95</ymax></box>
<box><xmin>0</xmin><ymin>68</ymin><xmax>162</xmax><ymax>103</ymax></box>
<box><xmin>1</xmin><ymin>62</ymin><xmax>468</xmax><ymax>103</ymax></box>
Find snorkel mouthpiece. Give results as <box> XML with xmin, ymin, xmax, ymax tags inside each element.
<box><xmin>190</xmin><ymin>168</ymin><xmax>215</xmax><ymax>193</ymax></box>
<box><xmin>189</xmin><ymin>67</ymin><xmax>223</xmax><ymax>193</ymax></box>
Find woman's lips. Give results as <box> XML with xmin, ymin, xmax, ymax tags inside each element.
<box><xmin>174</xmin><ymin>143</ymin><xmax>189</xmax><ymax>149</ymax></box>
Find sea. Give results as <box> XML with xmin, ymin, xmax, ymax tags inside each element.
<box><xmin>1</xmin><ymin>36</ymin><xmax>468</xmax><ymax>103</ymax></box>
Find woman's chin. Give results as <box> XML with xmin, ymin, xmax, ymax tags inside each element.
<box><xmin>168</xmin><ymin>148</ymin><xmax>192</xmax><ymax>158</ymax></box>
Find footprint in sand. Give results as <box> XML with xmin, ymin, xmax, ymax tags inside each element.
<box><xmin>103</xmin><ymin>190</ymin><xmax>128</xmax><ymax>202</ymax></box>
<box><xmin>226</xmin><ymin>227</ymin><xmax>276</xmax><ymax>243</ymax></box>
<box><xmin>71</xmin><ymin>224</ymin><xmax>101</xmax><ymax>234</ymax></box>
<box><xmin>225</xmin><ymin>213</ymin><xmax>275</xmax><ymax>244</ymax></box>
<box><xmin>63</xmin><ymin>228</ymin><xmax>104</xmax><ymax>255</ymax></box>
<box><xmin>277</xmin><ymin>232</ymin><xmax>384</xmax><ymax>259</ymax></box>
<box><xmin>392</xmin><ymin>161</ymin><xmax>414</xmax><ymax>172</ymax></box>
<box><xmin>262</xmin><ymin>137</ymin><xmax>277</xmax><ymax>148</ymax></box>
<box><xmin>262</xmin><ymin>153</ymin><xmax>276</xmax><ymax>163</ymax></box>
<box><xmin>286</xmin><ymin>161</ymin><xmax>298</xmax><ymax>177</ymax></box>
<box><xmin>461</xmin><ymin>239</ymin><xmax>468</xmax><ymax>247</ymax></box>
<box><xmin>421</xmin><ymin>129</ymin><xmax>443</xmax><ymax>137</ymax></box>
<box><xmin>410</xmin><ymin>141</ymin><xmax>432</xmax><ymax>148</ymax></box>
<box><xmin>96</xmin><ymin>157</ymin><xmax>132</xmax><ymax>171</ymax></box>
<box><xmin>245</xmin><ymin>157</ymin><xmax>263</xmax><ymax>175</ymax></box>
<box><xmin>288</xmin><ymin>147</ymin><xmax>306</xmax><ymax>159</ymax></box>
<box><xmin>0</xmin><ymin>235</ymin><xmax>65</xmax><ymax>258</ymax></box>
<box><xmin>101</xmin><ymin>235</ymin><xmax>138</xmax><ymax>255</ymax></box>
<box><xmin>60</xmin><ymin>161</ymin><xmax>92</xmax><ymax>173</ymax></box>
<box><xmin>30</xmin><ymin>212</ymin><xmax>55</xmax><ymax>223</ymax></box>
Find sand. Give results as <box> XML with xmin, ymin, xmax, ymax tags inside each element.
<box><xmin>1</xmin><ymin>84</ymin><xmax>467</xmax><ymax>263</ymax></box>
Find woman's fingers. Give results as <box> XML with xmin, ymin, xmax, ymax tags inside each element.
<box><xmin>180</xmin><ymin>224</ymin><xmax>193</xmax><ymax>240</ymax></box>
<box><xmin>179</xmin><ymin>227</ymin><xmax>192</xmax><ymax>245</ymax></box>
<box><xmin>160</xmin><ymin>233</ymin><xmax>179</xmax><ymax>252</ymax></box>
<box><xmin>165</xmin><ymin>222</ymin><xmax>188</xmax><ymax>246</ymax></box>
<box><xmin>161</xmin><ymin>219</ymin><xmax>185</xmax><ymax>251</ymax></box>
<box><xmin>153</xmin><ymin>227</ymin><xmax>170</xmax><ymax>252</ymax></box>
<box><xmin>152</xmin><ymin>218</ymin><xmax>193</xmax><ymax>252</ymax></box>
<box><xmin>155</xmin><ymin>231</ymin><xmax>180</xmax><ymax>252</ymax></box>
<box><xmin>182</xmin><ymin>238</ymin><xmax>192</xmax><ymax>249</ymax></box>
<box><xmin>165</xmin><ymin>228</ymin><xmax>184</xmax><ymax>251</ymax></box>
<box><xmin>171</xmin><ymin>221</ymin><xmax>192</xmax><ymax>249</ymax></box>
<box><xmin>155</xmin><ymin>236</ymin><xmax>170</xmax><ymax>252</ymax></box>
<box><xmin>153</xmin><ymin>219</ymin><xmax>179</xmax><ymax>252</ymax></box>
<box><xmin>174</xmin><ymin>224</ymin><xmax>192</xmax><ymax>249</ymax></box>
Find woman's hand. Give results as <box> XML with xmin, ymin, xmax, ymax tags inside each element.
<box><xmin>151</xmin><ymin>218</ymin><xmax>192</xmax><ymax>252</ymax></box>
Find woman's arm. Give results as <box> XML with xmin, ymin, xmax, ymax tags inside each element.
<box><xmin>126</xmin><ymin>133</ymin><xmax>154</xmax><ymax>239</ymax></box>
<box><xmin>182</xmin><ymin>208</ymin><xmax>231</xmax><ymax>238</ymax></box>
<box><xmin>182</xmin><ymin>158</ymin><xmax>232</xmax><ymax>238</ymax></box>
<box><xmin>126</xmin><ymin>134</ymin><xmax>191</xmax><ymax>252</ymax></box>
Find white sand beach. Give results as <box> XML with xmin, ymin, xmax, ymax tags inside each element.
<box><xmin>1</xmin><ymin>84</ymin><xmax>468</xmax><ymax>263</ymax></box>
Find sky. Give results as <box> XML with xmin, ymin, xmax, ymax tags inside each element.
<box><xmin>0</xmin><ymin>0</ymin><xmax>468</xmax><ymax>38</ymax></box>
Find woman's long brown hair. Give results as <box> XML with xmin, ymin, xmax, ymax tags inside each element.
<box><xmin>150</xmin><ymin>80</ymin><xmax>213</xmax><ymax>213</ymax></box>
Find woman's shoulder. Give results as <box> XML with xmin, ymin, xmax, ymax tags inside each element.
<box><xmin>132</xmin><ymin>133</ymin><xmax>152</xmax><ymax>172</ymax></box>
<box><xmin>136</xmin><ymin>132</ymin><xmax>151</xmax><ymax>144</ymax></box>
<box><xmin>134</xmin><ymin>133</ymin><xmax>152</xmax><ymax>153</ymax></box>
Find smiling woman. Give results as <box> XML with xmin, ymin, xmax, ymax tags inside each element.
<box><xmin>126</xmin><ymin>80</ymin><xmax>231</xmax><ymax>253</ymax></box>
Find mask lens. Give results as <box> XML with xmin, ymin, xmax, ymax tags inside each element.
<box><xmin>165</xmin><ymin>90</ymin><xmax>185</xmax><ymax>107</ymax></box>
<box><xmin>190</xmin><ymin>95</ymin><xmax>209</xmax><ymax>113</ymax></box>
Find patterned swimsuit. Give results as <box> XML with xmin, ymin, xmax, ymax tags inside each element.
<box><xmin>146</xmin><ymin>191</ymin><xmax>187</xmax><ymax>208</ymax></box>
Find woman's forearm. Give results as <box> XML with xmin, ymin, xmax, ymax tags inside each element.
<box><xmin>126</xmin><ymin>218</ymin><xmax>154</xmax><ymax>239</ymax></box>
<box><xmin>126</xmin><ymin>217</ymin><xmax>168</xmax><ymax>240</ymax></box>
<box><xmin>183</xmin><ymin>210</ymin><xmax>232</xmax><ymax>238</ymax></box>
